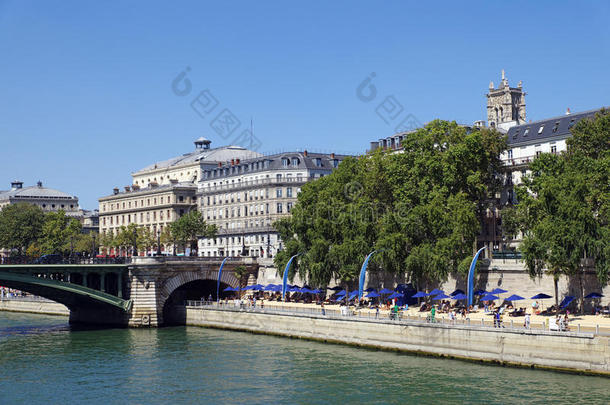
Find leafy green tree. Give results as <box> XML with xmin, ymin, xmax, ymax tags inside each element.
<box><xmin>170</xmin><ymin>210</ymin><xmax>216</xmax><ymax>254</ymax></box>
<box><xmin>233</xmin><ymin>264</ymin><xmax>249</xmax><ymax>298</ymax></box>
<box><xmin>0</xmin><ymin>203</ymin><xmax>45</xmax><ymax>255</ymax></box>
<box><xmin>274</xmin><ymin>120</ymin><xmax>506</xmax><ymax>289</ymax></box>
<box><xmin>504</xmin><ymin>110</ymin><xmax>609</xmax><ymax>311</ymax></box>
<box><xmin>73</xmin><ymin>232</ymin><xmax>100</xmax><ymax>256</ymax></box>
<box><xmin>40</xmin><ymin>210</ymin><xmax>82</xmax><ymax>255</ymax></box>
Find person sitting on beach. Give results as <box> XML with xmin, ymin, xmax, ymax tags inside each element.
<box><xmin>532</xmin><ymin>300</ymin><xmax>540</xmax><ymax>314</ymax></box>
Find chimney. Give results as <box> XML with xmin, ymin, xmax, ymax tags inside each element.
<box><xmin>113</xmin><ymin>187</ymin><xmax>119</xmax><ymax>195</ymax></box>
<box><xmin>124</xmin><ymin>186</ymin><xmax>131</xmax><ymax>192</ymax></box>
<box><xmin>236</xmin><ymin>158</ymin><xmax>240</xmax><ymax>164</ymax></box>
<box><xmin>10</xmin><ymin>181</ymin><xmax>23</xmax><ymax>190</ymax></box>
<box><xmin>566</xmin><ymin>107</ymin><xmax>571</xmax><ymax>115</ymax></box>
<box><xmin>132</xmin><ymin>184</ymin><xmax>140</xmax><ymax>190</ymax></box>
<box><xmin>218</xmin><ymin>162</ymin><xmax>222</xmax><ymax>168</ymax></box>
<box><xmin>304</xmin><ymin>150</ymin><xmax>308</xmax><ymax>157</ymax></box>
<box><xmin>231</xmin><ymin>159</ymin><xmax>235</xmax><ymax>165</ymax></box>
<box><xmin>330</xmin><ymin>153</ymin><xmax>335</xmax><ymax>159</ymax></box>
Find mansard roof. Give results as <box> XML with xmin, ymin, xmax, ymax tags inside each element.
<box><xmin>506</xmin><ymin>107</ymin><xmax>606</xmax><ymax>146</ymax></box>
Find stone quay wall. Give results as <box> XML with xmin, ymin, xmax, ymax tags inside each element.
<box><xmin>0</xmin><ymin>299</ymin><xmax>69</xmax><ymax>316</ymax></box>
<box><xmin>183</xmin><ymin>307</ymin><xmax>610</xmax><ymax>376</ymax></box>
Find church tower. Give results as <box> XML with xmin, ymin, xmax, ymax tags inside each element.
<box><xmin>486</xmin><ymin>70</ymin><xmax>526</xmax><ymax>129</ymax></box>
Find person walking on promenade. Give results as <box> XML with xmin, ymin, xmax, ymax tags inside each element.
<box><xmin>375</xmin><ymin>305</ymin><xmax>379</xmax><ymax>319</ymax></box>
<box><xmin>321</xmin><ymin>302</ymin><xmax>326</xmax><ymax>316</ymax></box>
<box><xmin>524</xmin><ymin>312</ymin><xmax>531</xmax><ymax>329</ymax></box>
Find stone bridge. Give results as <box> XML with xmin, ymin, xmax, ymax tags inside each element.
<box><xmin>0</xmin><ymin>257</ymin><xmax>259</xmax><ymax>327</ymax></box>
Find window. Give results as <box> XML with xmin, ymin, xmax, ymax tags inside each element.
<box><xmin>179</xmin><ymin>196</ymin><xmax>184</xmax><ymax>202</ymax></box>
<box><xmin>507</xmin><ymin>150</ymin><xmax>513</xmax><ymax>159</ymax></box>
<box><xmin>552</xmin><ymin>122</ymin><xmax>560</xmax><ymax>133</ymax></box>
<box><xmin>568</xmin><ymin>119</ymin><xmax>576</xmax><ymax>129</ymax></box>
<box><xmin>276</xmin><ymin>174</ymin><xmax>282</xmax><ymax>181</ymax></box>
<box><xmin>287</xmin><ymin>187</ymin><xmax>293</xmax><ymax>198</ymax></box>
<box><xmin>282</xmin><ymin>158</ymin><xmax>289</xmax><ymax>167</ymax></box>
<box><xmin>538</xmin><ymin>126</ymin><xmax>544</xmax><ymax>134</ymax></box>
<box><xmin>291</xmin><ymin>157</ymin><xmax>299</xmax><ymax>167</ymax></box>
<box><xmin>276</xmin><ymin>203</ymin><xmax>283</xmax><ymax>213</ymax></box>
<box><xmin>551</xmin><ymin>145</ymin><xmax>557</xmax><ymax>154</ymax></box>
<box><xmin>276</xmin><ymin>188</ymin><xmax>282</xmax><ymax>198</ymax></box>
<box><xmin>287</xmin><ymin>202</ymin><xmax>293</xmax><ymax>212</ymax></box>
<box><xmin>536</xmin><ymin>151</ymin><xmax>542</xmax><ymax>157</ymax></box>
<box><xmin>315</xmin><ymin>158</ymin><xmax>322</xmax><ymax>167</ymax></box>
<box><xmin>512</xmin><ymin>130</ymin><xmax>519</xmax><ymax>139</ymax></box>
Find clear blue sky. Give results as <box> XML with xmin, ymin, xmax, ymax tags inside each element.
<box><xmin>1</xmin><ymin>0</ymin><xmax>608</xmax><ymax>209</ymax></box>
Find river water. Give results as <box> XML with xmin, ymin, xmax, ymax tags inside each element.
<box><xmin>0</xmin><ymin>312</ymin><xmax>607</xmax><ymax>404</ymax></box>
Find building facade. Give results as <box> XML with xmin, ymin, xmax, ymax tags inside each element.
<box><xmin>197</xmin><ymin>151</ymin><xmax>346</xmax><ymax>258</ymax></box>
<box><xmin>0</xmin><ymin>181</ymin><xmax>80</xmax><ymax>216</ymax></box>
<box><xmin>98</xmin><ymin>139</ymin><xmax>261</xmax><ymax>254</ymax></box>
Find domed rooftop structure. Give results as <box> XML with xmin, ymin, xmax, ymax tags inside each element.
<box><xmin>0</xmin><ymin>181</ymin><xmax>76</xmax><ymax>200</ymax></box>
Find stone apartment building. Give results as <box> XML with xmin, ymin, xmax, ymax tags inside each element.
<box><xmin>197</xmin><ymin>151</ymin><xmax>346</xmax><ymax>258</ymax></box>
<box><xmin>99</xmin><ymin>138</ymin><xmax>260</xmax><ymax>254</ymax></box>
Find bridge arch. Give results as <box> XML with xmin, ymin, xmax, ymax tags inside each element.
<box><xmin>158</xmin><ymin>270</ymin><xmax>241</xmax><ymax>325</ymax></box>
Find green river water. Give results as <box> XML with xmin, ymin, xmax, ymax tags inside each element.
<box><xmin>0</xmin><ymin>312</ymin><xmax>608</xmax><ymax>404</ymax></box>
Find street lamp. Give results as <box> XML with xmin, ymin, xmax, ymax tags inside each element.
<box><xmin>92</xmin><ymin>234</ymin><xmax>97</xmax><ymax>260</ymax></box>
<box><xmin>156</xmin><ymin>229</ymin><xmax>161</xmax><ymax>256</ymax></box>
<box><xmin>132</xmin><ymin>228</ymin><xmax>138</xmax><ymax>257</ymax></box>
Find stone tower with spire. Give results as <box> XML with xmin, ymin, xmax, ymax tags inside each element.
<box><xmin>486</xmin><ymin>70</ymin><xmax>526</xmax><ymax>130</ymax></box>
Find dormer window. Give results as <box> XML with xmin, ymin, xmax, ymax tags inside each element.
<box><xmin>523</xmin><ymin>128</ymin><xmax>530</xmax><ymax>137</ymax></box>
<box><xmin>552</xmin><ymin>122</ymin><xmax>560</xmax><ymax>133</ymax></box>
<box><xmin>315</xmin><ymin>158</ymin><xmax>322</xmax><ymax>167</ymax></box>
<box><xmin>568</xmin><ymin>119</ymin><xmax>576</xmax><ymax>129</ymax></box>
<box><xmin>538</xmin><ymin>126</ymin><xmax>544</xmax><ymax>134</ymax></box>
<box><xmin>282</xmin><ymin>158</ymin><xmax>289</xmax><ymax>167</ymax></box>
<box><xmin>291</xmin><ymin>157</ymin><xmax>299</xmax><ymax>167</ymax></box>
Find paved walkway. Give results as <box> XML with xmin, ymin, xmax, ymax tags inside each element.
<box><xmin>249</xmin><ymin>300</ymin><xmax>610</xmax><ymax>333</ymax></box>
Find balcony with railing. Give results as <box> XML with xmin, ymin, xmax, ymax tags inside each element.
<box><xmin>201</xmin><ymin>176</ymin><xmax>313</xmax><ymax>193</ymax></box>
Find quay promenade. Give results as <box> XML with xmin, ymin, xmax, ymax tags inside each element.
<box><xmin>185</xmin><ymin>300</ymin><xmax>610</xmax><ymax>336</ymax></box>
<box><xmin>176</xmin><ymin>300</ymin><xmax>610</xmax><ymax>376</ymax></box>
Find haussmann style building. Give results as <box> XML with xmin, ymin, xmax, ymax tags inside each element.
<box><xmin>98</xmin><ymin>138</ymin><xmax>261</xmax><ymax>255</ymax></box>
<box><xmin>197</xmin><ymin>151</ymin><xmax>347</xmax><ymax>259</ymax></box>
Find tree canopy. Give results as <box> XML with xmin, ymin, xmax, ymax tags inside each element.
<box><xmin>503</xmin><ymin>110</ymin><xmax>610</xmax><ymax>306</ymax></box>
<box><xmin>0</xmin><ymin>203</ymin><xmax>45</xmax><ymax>254</ymax></box>
<box><xmin>274</xmin><ymin>120</ymin><xmax>506</xmax><ymax>287</ymax></box>
<box><xmin>170</xmin><ymin>210</ymin><xmax>217</xmax><ymax>253</ymax></box>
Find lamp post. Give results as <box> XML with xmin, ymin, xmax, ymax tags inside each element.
<box><xmin>132</xmin><ymin>228</ymin><xmax>138</xmax><ymax>257</ymax></box>
<box><xmin>156</xmin><ymin>229</ymin><xmax>161</xmax><ymax>256</ymax></box>
<box><xmin>92</xmin><ymin>234</ymin><xmax>96</xmax><ymax>261</ymax></box>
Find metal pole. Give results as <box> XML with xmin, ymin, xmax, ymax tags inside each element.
<box><xmin>156</xmin><ymin>229</ymin><xmax>161</xmax><ymax>256</ymax></box>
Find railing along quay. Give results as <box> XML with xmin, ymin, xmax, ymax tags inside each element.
<box><xmin>185</xmin><ymin>300</ymin><xmax>610</xmax><ymax>337</ymax></box>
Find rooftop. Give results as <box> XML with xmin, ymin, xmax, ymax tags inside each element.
<box><xmin>506</xmin><ymin>107</ymin><xmax>606</xmax><ymax>146</ymax></box>
<box><xmin>134</xmin><ymin>142</ymin><xmax>262</xmax><ymax>174</ymax></box>
<box><xmin>0</xmin><ymin>181</ymin><xmax>77</xmax><ymax>201</ymax></box>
